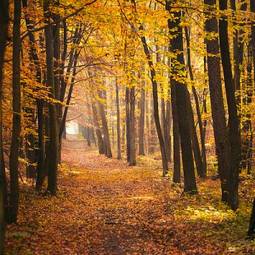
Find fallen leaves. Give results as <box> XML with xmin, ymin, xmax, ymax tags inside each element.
<box><xmin>5</xmin><ymin>145</ymin><xmax>255</xmax><ymax>254</ymax></box>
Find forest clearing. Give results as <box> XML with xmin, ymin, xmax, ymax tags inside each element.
<box><xmin>2</xmin><ymin>0</ymin><xmax>255</xmax><ymax>254</ymax></box>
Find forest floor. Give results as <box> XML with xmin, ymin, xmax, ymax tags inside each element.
<box><xmin>5</xmin><ymin>140</ymin><xmax>255</xmax><ymax>255</ymax></box>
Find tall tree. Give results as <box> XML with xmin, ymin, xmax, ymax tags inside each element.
<box><xmin>140</xmin><ymin>36</ymin><xmax>168</xmax><ymax>175</ymax></box>
<box><xmin>126</xmin><ymin>86</ymin><xmax>136</xmax><ymax>165</ymax></box>
<box><xmin>219</xmin><ymin>0</ymin><xmax>241</xmax><ymax>210</ymax></box>
<box><xmin>166</xmin><ymin>0</ymin><xmax>197</xmax><ymax>193</ymax></box>
<box><xmin>9</xmin><ymin>0</ymin><xmax>22</xmax><ymax>223</ymax></box>
<box><xmin>185</xmin><ymin>27</ymin><xmax>207</xmax><ymax>177</ymax></box>
<box><xmin>204</xmin><ymin>0</ymin><xmax>231</xmax><ymax>205</ymax></box>
<box><xmin>0</xmin><ymin>0</ymin><xmax>9</xmax><ymax>251</ymax></box>
<box><xmin>124</xmin><ymin>0</ymin><xmax>168</xmax><ymax>175</ymax></box>
<box><xmin>44</xmin><ymin>0</ymin><xmax>59</xmax><ymax>195</ymax></box>
<box><xmin>22</xmin><ymin>0</ymin><xmax>46</xmax><ymax>191</ymax></box>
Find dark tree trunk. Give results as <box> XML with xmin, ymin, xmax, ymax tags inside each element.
<box><xmin>44</xmin><ymin>114</ymin><xmax>50</xmax><ymax>179</ymax></box>
<box><xmin>171</xmin><ymin>83</ymin><xmax>181</xmax><ymax>183</ymax></box>
<box><xmin>161</xmin><ymin>98</ymin><xmax>171</xmax><ymax>162</ymax></box>
<box><xmin>165</xmin><ymin>100</ymin><xmax>172</xmax><ymax>162</ymax></box>
<box><xmin>22</xmin><ymin>0</ymin><xmax>45</xmax><ymax>191</ymax></box>
<box><xmin>219</xmin><ymin>0</ymin><xmax>241</xmax><ymax>210</ymax></box>
<box><xmin>8</xmin><ymin>0</ymin><xmax>22</xmax><ymax>223</ymax></box>
<box><xmin>242</xmin><ymin>41</ymin><xmax>253</xmax><ymax>173</ymax></box>
<box><xmin>185</xmin><ymin>26</ymin><xmax>206</xmax><ymax>177</ymax></box>
<box><xmin>53</xmin><ymin>9</ymin><xmax>61</xmax><ymax>106</ymax></box>
<box><xmin>36</xmin><ymin>100</ymin><xmax>45</xmax><ymax>191</ymax></box>
<box><xmin>193</xmin><ymin>87</ymin><xmax>207</xmax><ymax>174</ymax></box>
<box><xmin>140</xmin><ymin>33</ymin><xmax>168</xmax><ymax>176</ymax></box>
<box><xmin>148</xmin><ymin>94</ymin><xmax>156</xmax><ymax>154</ymax></box>
<box><xmin>0</xmin><ymin>0</ymin><xmax>9</xmax><ymax>252</ymax></box>
<box><xmin>138</xmin><ymin>88</ymin><xmax>145</xmax><ymax>156</ymax></box>
<box><xmin>129</xmin><ymin>87</ymin><xmax>136</xmax><ymax>165</ymax></box>
<box><xmin>125</xmin><ymin>85</ymin><xmax>136</xmax><ymax>165</ymax></box>
<box><xmin>87</xmin><ymin>128</ymin><xmax>91</xmax><ymax>147</ymax></box>
<box><xmin>98</xmin><ymin>91</ymin><xmax>112</xmax><ymax>158</ymax></box>
<box><xmin>187</xmin><ymin>91</ymin><xmax>205</xmax><ymax>178</ymax></box>
<box><xmin>204</xmin><ymin>0</ymin><xmax>231</xmax><ymax>205</ymax></box>
<box><xmin>52</xmin><ymin>9</ymin><xmax>61</xmax><ymax>163</ymax></box>
<box><xmin>167</xmin><ymin>1</ymin><xmax>197</xmax><ymax>192</ymax></box>
<box><xmin>231</xmin><ymin>0</ymin><xmax>246</xmax><ymax>94</ymax></box>
<box><xmin>44</xmin><ymin>0</ymin><xmax>59</xmax><ymax>195</ymax></box>
<box><xmin>115</xmin><ymin>79</ymin><xmax>121</xmax><ymax>159</ymax></box>
<box><xmin>231</xmin><ymin>1</ymin><xmax>248</xmax><ymax>171</ymax></box>
<box><xmin>92</xmin><ymin>104</ymin><xmax>105</xmax><ymax>154</ymax></box>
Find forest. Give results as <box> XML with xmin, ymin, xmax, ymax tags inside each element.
<box><xmin>1</xmin><ymin>0</ymin><xmax>255</xmax><ymax>254</ymax></box>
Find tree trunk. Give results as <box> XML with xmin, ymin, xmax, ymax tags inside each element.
<box><xmin>187</xmin><ymin>91</ymin><xmax>205</xmax><ymax>178</ymax></box>
<box><xmin>9</xmin><ymin>0</ymin><xmax>22</xmax><ymax>223</ymax></box>
<box><xmin>0</xmin><ymin>0</ymin><xmax>9</xmax><ymax>251</ymax></box>
<box><xmin>185</xmin><ymin>26</ymin><xmax>206</xmax><ymax>177</ymax></box>
<box><xmin>165</xmin><ymin>100</ymin><xmax>171</xmax><ymax>162</ymax></box>
<box><xmin>44</xmin><ymin>0</ymin><xmax>59</xmax><ymax>195</ymax></box>
<box><xmin>125</xmin><ymin>87</ymin><xmax>131</xmax><ymax>161</ymax></box>
<box><xmin>171</xmin><ymin>82</ymin><xmax>181</xmax><ymax>183</ymax></box>
<box><xmin>52</xmin><ymin>11</ymin><xmax>61</xmax><ymax>163</ymax></box>
<box><xmin>22</xmin><ymin>0</ymin><xmax>45</xmax><ymax>191</ymax></box>
<box><xmin>148</xmin><ymin>93</ymin><xmax>156</xmax><ymax>154</ymax></box>
<box><xmin>242</xmin><ymin>40</ymin><xmax>253</xmax><ymax>173</ymax></box>
<box><xmin>36</xmin><ymin>100</ymin><xmax>45</xmax><ymax>191</ymax></box>
<box><xmin>204</xmin><ymin>0</ymin><xmax>231</xmax><ymax>205</ymax></box>
<box><xmin>138</xmin><ymin>87</ymin><xmax>145</xmax><ymax>156</ymax></box>
<box><xmin>129</xmin><ymin>87</ymin><xmax>136</xmax><ymax>165</ymax></box>
<box><xmin>140</xmin><ymin>33</ymin><xmax>168</xmax><ymax>176</ymax></box>
<box><xmin>231</xmin><ymin>0</ymin><xmax>246</xmax><ymax>94</ymax></box>
<box><xmin>167</xmin><ymin>1</ymin><xmax>197</xmax><ymax>192</ymax></box>
<box><xmin>161</xmin><ymin>98</ymin><xmax>171</xmax><ymax>162</ymax></box>
<box><xmin>92</xmin><ymin>104</ymin><xmax>105</xmax><ymax>154</ymax></box>
<box><xmin>98</xmin><ymin>90</ymin><xmax>112</xmax><ymax>158</ymax></box>
<box><xmin>219</xmin><ymin>0</ymin><xmax>241</xmax><ymax>210</ymax></box>
<box><xmin>115</xmin><ymin>79</ymin><xmax>121</xmax><ymax>159</ymax></box>
<box><xmin>193</xmin><ymin>87</ymin><xmax>207</xmax><ymax>175</ymax></box>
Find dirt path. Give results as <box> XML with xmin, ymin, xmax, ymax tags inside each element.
<box><xmin>5</xmin><ymin>141</ymin><xmax>252</xmax><ymax>254</ymax></box>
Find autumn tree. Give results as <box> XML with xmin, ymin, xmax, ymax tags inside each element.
<box><xmin>219</xmin><ymin>0</ymin><xmax>241</xmax><ymax>210</ymax></box>
<box><xmin>166</xmin><ymin>0</ymin><xmax>197</xmax><ymax>193</ymax></box>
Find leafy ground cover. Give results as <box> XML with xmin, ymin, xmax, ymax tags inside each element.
<box><xmin>5</xmin><ymin>145</ymin><xmax>255</xmax><ymax>254</ymax></box>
